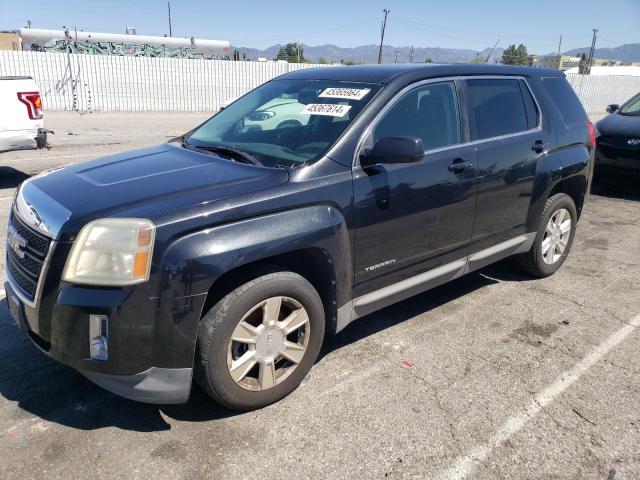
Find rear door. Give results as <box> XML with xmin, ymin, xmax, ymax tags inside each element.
<box><xmin>463</xmin><ymin>77</ymin><xmax>552</xmax><ymax>255</ymax></box>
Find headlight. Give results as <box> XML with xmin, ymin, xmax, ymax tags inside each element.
<box><xmin>62</xmin><ymin>218</ymin><xmax>156</xmax><ymax>286</ymax></box>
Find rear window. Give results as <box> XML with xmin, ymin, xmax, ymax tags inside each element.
<box><xmin>542</xmin><ymin>77</ymin><xmax>586</xmax><ymax>126</ymax></box>
<box><xmin>466</xmin><ymin>79</ymin><xmax>532</xmax><ymax>140</ymax></box>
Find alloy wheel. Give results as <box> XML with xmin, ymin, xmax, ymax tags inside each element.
<box><xmin>541</xmin><ymin>208</ymin><xmax>572</xmax><ymax>265</ymax></box>
<box><xmin>226</xmin><ymin>296</ymin><xmax>310</xmax><ymax>391</ymax></box>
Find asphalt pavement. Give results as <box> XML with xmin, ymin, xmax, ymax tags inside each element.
<box><xmin>0</xmin><ymin>111</ymin><xmax>638</xmax><ymax>480</ymax></box>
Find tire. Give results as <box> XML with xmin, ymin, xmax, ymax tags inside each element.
<box><xmin>194</xmin><ymin>268</ymin><xmax>325</xmax><ymax>410</ymax></box>
<box><xmin>515</xmin><ymin>193</ymin><xmax>577</xmax><ymax>278</ymax></box>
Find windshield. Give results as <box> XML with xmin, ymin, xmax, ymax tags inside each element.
<box><xmin>619</xmin><ymin>94</ymin><xmax>640</xmax><ymax>116</ymax></box>
<box><xmin>187</xmin><ymin>79</ymin><xmax>381</xmax><ymax>168</ymax></box>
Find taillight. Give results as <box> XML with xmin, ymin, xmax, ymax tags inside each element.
<box><xmin>17</xmin><ymin>91</ymin><xmax>43</xmax><ymax>120</ymax></box>
<box><xmin>586</xmin><ymin>120</ymin><xmax>596</xmax><ymax>148</ymax></box>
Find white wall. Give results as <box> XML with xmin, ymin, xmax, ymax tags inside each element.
<box><xmin>0</xmin><ymin>51</ymin><xmax>331</xmax><ymax>112</ymax></box>
<box><xmin>565</xmin><ymin>73</ymin><xmax>640</xmax><ymax>114</ymax></box>
<box><xmin>2</xmin><ymin>51</ymin><xmax>638</xmax><ymax>114</ymax></box>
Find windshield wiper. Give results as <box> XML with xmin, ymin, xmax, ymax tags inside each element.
<box><xmin>182</xmin><ymin>140</ymin><xmax>263</xmax><ymax>166</ymax></box>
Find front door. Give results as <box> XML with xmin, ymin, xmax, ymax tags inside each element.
<box><xmin>353</xmin><ymin>80</ymin><xmax>477</xmax><ymax>298</ymax></box>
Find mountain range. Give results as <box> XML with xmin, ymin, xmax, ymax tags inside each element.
<box><xmin>233</xmin><ymin>43</ymin><xmax>640</xmax><ymax>64</ymax></box>
<box><xmin>561</xmin><ymin>44</ymin><xmax>640</xmax><ymax>63</ymax></box>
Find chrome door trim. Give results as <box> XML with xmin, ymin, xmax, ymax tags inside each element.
<box><xmin>352</xmin><ymin>75</ymin><xmax>544</xmax><ymax>168</ymax></box>
<box><xmin>335</xmin><ymin>233</ymin><xmax>536</xmax><ymax>332</ymax></box>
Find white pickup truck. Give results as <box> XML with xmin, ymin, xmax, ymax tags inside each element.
<box><xmin>0</xmin><ymin>76</ymin><xmax>48</xmax><ymax>152</ymax></box>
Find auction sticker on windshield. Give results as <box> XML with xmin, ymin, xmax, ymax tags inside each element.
<box><xmin>319</xmin><ymin>88</ymin><xmax>371</xmax><ymax>101</ymax></box>
<box><xmin>301</xmin><ymin>104</ymin><xmax>352</xmax><ymax>117</ymax></box>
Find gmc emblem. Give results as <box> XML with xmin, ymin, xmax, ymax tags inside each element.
<box><xmin>7</xmin><ymin>225</ymin><xmax>27</xmax><ymax>259</ymax></box>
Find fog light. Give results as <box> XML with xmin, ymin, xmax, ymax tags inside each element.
<box><xmin>89</xmin><ymin>314</ymin><xmax>108</xmax><ymax>360</ymax></box>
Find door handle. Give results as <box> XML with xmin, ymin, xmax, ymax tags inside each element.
<box><xmin>532</xmin><ymin>140</ymin><xmax>549</xmax><ymax>153</ymax></box>
<box><xmin>448</xmin><ymin>158</ymin><xmax>473</xmax><ymax>173</ymax></box>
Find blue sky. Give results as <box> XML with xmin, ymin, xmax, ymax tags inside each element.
<box><xmin>1</xmin><ymin>0</ymin><xmax>638</xmax><ymax>54</ymax></box>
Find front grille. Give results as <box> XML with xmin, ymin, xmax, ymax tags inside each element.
<box><xmin>6</xmin><ymin>212</ymin><xmax>52</xmax><ymax>302</ymax></box>
<box><xmin>597</xmin><ymin>136</ymin><xmax>640</xmax><ymax>160</ymax></box>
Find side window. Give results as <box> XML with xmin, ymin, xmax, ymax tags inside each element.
<box><xmin>541</xmin><ymin>77</ymin><xmax>587</xmax><ymax>126</ymax></box>
<box><xmin>519</xmin><ymin>80</ymin><xmax>540</xmax><ymax>130</ymax></box>
<box><xmin>466</xmin><ymin>79</ymin><xmax>530</xmax><ymax>140</ymax></box>
<box><xmin>373</xmin><ymin>82</ymin><xmax>461</xmax><ymax>151</ymax></box>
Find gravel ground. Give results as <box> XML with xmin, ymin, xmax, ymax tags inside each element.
<box><xmin>0</xmin><ymin>111</ymin><xmax>639</xmax><ymax>480</ymax></box>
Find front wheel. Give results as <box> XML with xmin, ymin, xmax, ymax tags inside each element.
<box><xmin>194</xmin><ymin>269</ymin><xmax>325</xmax><ymax>410</ymax></box>
<box><xmin>515</xmin><ymin>193</ymin><xmax>577</xmax><ymax>278</ymax></box>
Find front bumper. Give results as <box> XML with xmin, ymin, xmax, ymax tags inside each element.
<box><xmin>4</xmin><ymin>277</ymin><xmax>202</xmax><ymax>404</ymax></box>
<box><xmin>82</xmin><ymin>367</ymin><xmax>192</xmax><ymax>404</ymax></box>
<box><xmin>595</xmin><ymin>143</ymin><xmax>640</xmax><ymax>177</ymax></box>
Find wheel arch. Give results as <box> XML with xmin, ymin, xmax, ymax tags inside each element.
<box><xmin>198</xmin><ymin>247</ymin><xmax>339</xmax><ymax>333</ymax></box>
<box><xmin>548</xmin><ymin>174</ymin><xmax>587</xmax><ymax>219</ymax></box>
<box><xmin>155</xmin><ymin>205</ymin><xmax>352</xmax><ymax>344</ymax></box>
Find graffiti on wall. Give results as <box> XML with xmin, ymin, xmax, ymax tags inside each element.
<box><xmin>31</xmin><ymin>40</ymin><xmax>230</xmax><ymax>59</ymax></box>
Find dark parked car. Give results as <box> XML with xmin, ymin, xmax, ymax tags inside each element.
<box><xmin>4</xmin><ymin>65</ymin><xmax>594</xmax><ymax>410</ymax></box>
<box><xmin>595</xmin><ymin>92</ymin><xmax>640</xmax><ymax>180</ymax></box>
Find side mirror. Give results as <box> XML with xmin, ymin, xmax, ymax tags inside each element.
<box><xmin>606</xmin><ymin>104</ymin><xmax>619</xmax><ymax>114</ymax></box>
<box><xmin>360</xmin><ymin>136</ymin><xmax>425</xmax><ymax>167</ymax></box>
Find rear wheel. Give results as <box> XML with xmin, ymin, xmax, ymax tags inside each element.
<box><xmin>515</xmin><ymin>193</ymin><xmax>577</xmax><ymax>278</ymax></box>
<box><xmin>195</xmin><ymin>269</ymin><xmax>325</xmax><ymax>410</ymax></box>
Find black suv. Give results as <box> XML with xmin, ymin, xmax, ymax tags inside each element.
<box><xmin>5</xmin><ymin>65</ymin><xmax>594</xmax><ymax>410</ymax></box>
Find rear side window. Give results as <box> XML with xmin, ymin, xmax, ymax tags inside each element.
<box><xmin>519</xmin><ymin>80</ymin><xmax>539</xmax><ymax>129</ymax></box>
<box><xmin>465</xmin><ymin>79</ymin><xmax>532</xmax><ymax>140</ymax></box>
<box><xmin>542</xmin><ymin>77</ymin><xmax>586</xmax><ymax>126</ymax></box>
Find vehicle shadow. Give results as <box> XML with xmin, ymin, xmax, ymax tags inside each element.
<box><xmin>319</xmin><ymin>268</ymin><xmax>501</xmax><ymax>360</ymax></box>
<box><xmin>0</xmin><ymin>167</ymin><xmax>30</xmax><ymax>189</ymax></box>
<box><xmin>0</xmin><ymin>263</ymin><xmax>519</xmax><ymax>432</ymax></box>
<box><xmin>591</xmin><ymin>177</ymin><xmax>640</xmax><ymax>202</ymax></box>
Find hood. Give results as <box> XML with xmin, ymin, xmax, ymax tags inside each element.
<box><xmin>25</xmin><ymin>143</ymin><xmax>289</xmax><ymax>240</ymax></box>
<box><xmin>597</xmin><ymin>112</ymin><xmax>640</xmax><ymax>138</ymax></box>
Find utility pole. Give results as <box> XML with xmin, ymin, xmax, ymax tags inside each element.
<box><xmin>409</xmin><ymin>46</ymin><xmax>414</xmax><ymax>63</ymax></box>
<box><xmin>484</xmin><ymin>39</ymin><xmax>499</xmax><ymax>64</ymax></box>
<box><xmin>556</xmin><ymin>34</ymin><xmax>563</xmax><ymax>69</ymax></box>
<box><xmin>377</xmin><ymin>9</ymin><xmax>390</xmax><ymax>64</ymax></box>
<box><xmin>587</xmin><ymin>28</ymin><xmax>598</xmax><ymax>74</ymax></box>
<box><xmin>168</xmin><ymin>2</ymin><xmax>173</xmax><ymax>37</ymax></box>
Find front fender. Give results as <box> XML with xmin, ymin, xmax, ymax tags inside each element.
<box><xmin>156</xmin><ymin>204</ymin><xmax>352</xmax><ymax>305</ymax></box>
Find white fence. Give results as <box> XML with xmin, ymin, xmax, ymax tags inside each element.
<box><xmin>0</xmin><ymin>50</ymin><xmax>330</xmax><ymax>112</ymax></box>
<box><xmin>566</xmin><ymin>73</ymin><xmax>640</xmax><ymax>114</ymax></box>
<box><xmin>1</xmin><ymin>51</ymin><xmax>638</xmax><ymax>113</ymax></box>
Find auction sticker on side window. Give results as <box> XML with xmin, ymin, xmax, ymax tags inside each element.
<box><xmin>319</xmin><ymin>88</ymin><xmax>371</xmax><ymax>100</ymax></box>
<box><xmin>301</xmin><ymin>103</ymin><xmax>352</xmax><ymax>117</ymax></box>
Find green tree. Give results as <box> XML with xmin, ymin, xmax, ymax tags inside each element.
<box><xmin>502</xmin><ymin>44</ymin><xmax>529</xmax><ymax>66</ymax></box>
<box><xmin>470</xmin><ymin>54</ymin><xmax>485</xmax><ymax>64</ymax></box>
<box><xmin>276</xmin><ymin>43</ymin><xmax>306</xmax><ymax>63</ymax></box>
<box><xmin>318</xmin><ymin>57</ymin><xmax>329</xmax><ymax>64</ymax></box>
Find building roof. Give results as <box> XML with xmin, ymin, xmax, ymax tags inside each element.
<box><xmin>281</xmin><ymin>63</ymin><xmax>564</xmax><ymax>84</ymax></box>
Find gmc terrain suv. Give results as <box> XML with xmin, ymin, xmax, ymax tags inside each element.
<box><xmin>5</xmin><ymin>65</ymin><xmax>594</xmax><ymax>410</ymax></box>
